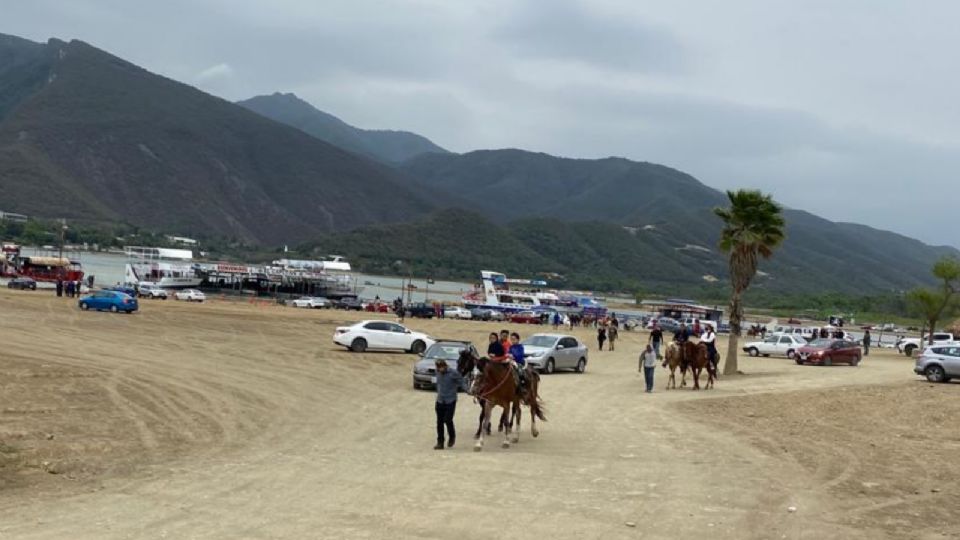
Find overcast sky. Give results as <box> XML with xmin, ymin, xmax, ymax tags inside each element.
<box><xmin>6</xmin><ymin>0</ymin><xmax>960</xmax><ymax>247</ymax></box>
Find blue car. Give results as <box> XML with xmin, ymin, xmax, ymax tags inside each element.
<box><xmin>78</xmin><ymin>290</ymin><xmax>139</xmax><ymax>313</ymax></box>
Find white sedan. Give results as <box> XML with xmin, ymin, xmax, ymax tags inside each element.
<box><xmin>290</xmin><ymin>296</ymin><xmax>331</xmax><ymax>309</ymax></box>
<box><xmin>444</xmin><ymin>306</ymin><xmax>473</xmax><ymax>319</ymax></box>
<box><xmin>742</xmin><ymin>333</ymin><xmax>808</xmax><ymax>359</ymax></box>
<box><xmin>174</xmin><ymin>289</ymin><xmax>206</xmax><ymax>302</ymax></box>
<box><xmin>334</xmin><ymin>320</ymin><xmax>435</xmax><ymax>354</ymax></box>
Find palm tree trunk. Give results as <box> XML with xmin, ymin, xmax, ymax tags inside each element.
<box><xmin>724</xmin><ymin>290</ymin><xmax>742</xmax><ymax>376</ymax></box>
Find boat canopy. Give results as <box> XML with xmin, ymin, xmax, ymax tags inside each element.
<box><xmin>23</xmin><ymin>256</ymin><xmax>71</xmax><ymax>266</ymax></box>
<box><xmin>125</xmin><ymin>246</ymin><xmax>193</xmax><ymax>260</ymax></box>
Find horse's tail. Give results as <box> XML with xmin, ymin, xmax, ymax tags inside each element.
<box><xmin>528</xmin><ymin>373</ymin><xmax>546</xmax><ymax>421</ymax></box>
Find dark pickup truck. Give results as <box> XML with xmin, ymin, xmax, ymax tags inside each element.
<box><xmin>404</xmin><ymin>302</ymin><xmax>436</xmax><ymax>319</ymax></box>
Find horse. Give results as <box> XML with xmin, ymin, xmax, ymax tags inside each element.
<box><xmin>459</xmin><ymin>354</ymin><xmax>544</xmax><ymax>451</ymax></box>
<box><xmin>684</xmin><ymin>342</ymin><xmax>717</xmax><ymax>390</ymax></box>
<box><xmin>663</xmin><ymin>342</ymin><xmax>688</xmax><ymax>390</ymax></box>
<box><xmin>455</xmin><ymin>351</ymin><xmax>504</xmax><ymax>438</ymax></box>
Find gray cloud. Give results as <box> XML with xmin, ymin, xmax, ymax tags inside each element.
<box><xmin>3</xmin><ymin>0</ymin><xmax>958</xmax><ymax>246</ymax></box>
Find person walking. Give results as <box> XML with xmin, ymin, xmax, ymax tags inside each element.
<box><xmin>639</xmin><ymin>344</ymin><xmax>658</xmax><ymax>392</ymax></box>
<box><xmin>608</xmin><ymin>323</ymin><xmax>619</xmax><ymax>351</ymax></box>
<box><xmin>56</xmin><ymin>279</ymin><xmax>64</xmax><ymax>298</ymax></box>
<box><xmin>433</xmin><ymin>359</ymin><xmax>463</xmax><ymax>450</ymax></box>
<box><xmin>65</xmin><ymin>280</ymin><xmax>75</xmax><ymax>298</ymax></box>
<box><xmin>863</xmin><ymin>330</ymin><xmax>871</xmax><ymax>356</ymax></box>
<box><xmin>649</xmin><ymin>323</ymin><xmax>664</xmax><ymax>359</ymax></box>
<box><xmin>597</xmin><ymin>325</ymin><xmax>607</xmax><ymax>351</ymax></box>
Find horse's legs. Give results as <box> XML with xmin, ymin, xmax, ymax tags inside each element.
<box><xmin>475</xmin><ymin>401</ymin><xmax>492</xmax><ymax>451</ymax></box>
<box><xmin>692</xmin><ymin>366</ymin><xmax>701</xmax><ymax>390</ymax></box>
<box><xmin>511</xmin><ymin>400</ymin><xmax>521</xmax><ymax>444</ymax></box>
<box><xmin>474</xmin><ymin>399</ymin><xmax>485</xmax><ymax>439</ymax></box>
<box><xmin>667</xmin><ymin>366</ymin><xmax>675</xmax><ymax>390</ymax></box>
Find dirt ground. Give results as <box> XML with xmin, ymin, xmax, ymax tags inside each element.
<box><xmin>0</xmin><ymin>289</ymin><xmax>957</xmax><ymax>539</ymax></box>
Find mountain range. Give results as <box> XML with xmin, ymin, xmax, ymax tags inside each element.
<box><xmin>0</xmin><ymin>32</ymin><xmax>956</xmax><ymax>294</ymax></box>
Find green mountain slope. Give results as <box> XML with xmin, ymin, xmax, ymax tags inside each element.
<box><xmin>0</xmin><ymin>34</ymin><xmax>435</xmax><ymax>244</ymax></box>
<box><xmin>238</xmin><ymin>92</ymin><xmax>447</xmax><ymax>163</ymax></box>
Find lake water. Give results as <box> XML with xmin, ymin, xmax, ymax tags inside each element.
<box><xmin>21</xmin><ymin>248</ymin><xmax>472</xmax><ymax>302</ymax></box>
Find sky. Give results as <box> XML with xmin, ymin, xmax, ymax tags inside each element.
<box><xmin>5</xmin><ymin>0</ymin><xmax>960</xmax><ymax>247</ymax></box>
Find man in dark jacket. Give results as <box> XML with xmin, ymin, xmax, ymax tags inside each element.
<box><xmin>434</xmin><ymin>359</ymin><xmax>464</xmax><ymax>450</ymax></box>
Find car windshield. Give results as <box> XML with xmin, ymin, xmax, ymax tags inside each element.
<box><xmin>523</xmin><ymin>336</ymin><xmax>558</xmax><ymax>348</ymax></box>
<box><xmin>807</xmin><ymin>339</ymin><xmax>832</xmax><ymax>348</ymax></box>
<box><xmin>424</xmin><ymin>344</ymin><xmax>465</xmax><ymax>360</ymax></box>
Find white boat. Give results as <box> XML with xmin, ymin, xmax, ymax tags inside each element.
<box><xmin>462</xmin><ymin>270</ymin><xmax>564</xmax><ymax>313</ymax></box>
<box><xmin>124</xmin><ymin>246</ymin><xmax>201</xmax><ymax>288</ymax></box>
<box><xmin>270</xmin><ymin>256</ymin><xmax>351</xmax><ymax>273</ymax></box>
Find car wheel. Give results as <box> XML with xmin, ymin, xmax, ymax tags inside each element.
<box><xmin>80</xmin><ymin>302</ymin><xmax>89</xmax><ymax>311</ymax></box>
<box><xmin>110</xmin><ymin>305</ymin><xmax>119</xmax><ymax>313</ymax></box>
<box><xmin>852</xmin><ymin>355</ymin><xmax>861</xmax><ymax>367</ymax></box>
<box><xmin>795</xmin><ymin>359</ymin><xmax>803</xmax><ymax>365</ymax></box>
<box><xmin>410</xmin><ymin>340</ymin><xmax>426</xmax><ymax>355</ymax></box>
<box><xmin>925</xmin><ymin>364</ymin><xmax>946</xmax><ymax>383</ymax></box>
<box><xmin>823</xmin><ymin>356</ymin><xmax>832</xmax><ymax>367</ymax></box>
<box><xmin>545</xmin><ymin>358</ymin><xmax>555</xmax><ymax>374</ymax></box>
<box><xmin>787</xmin><ymin>349</ymin><xmax>796</xmax><ymax>359</ymax></box>
<box><xmin>351</xmin><ymin>338</ymin><xmax>368</xmax><ymax>353</ymax></box>
<box><xmin>904</xmin><ymin>345</ymin><xmax>916</xmax><ymax>357</ymax></box>
<box><xmin>576</xmin><ymin>358</ymin><xmax>586</xmax><ymax>373</ymax></box>
<box><xmin>748</xmin><ymin>347</ymin><xmax>759</xmax><ymax>357</ymax></box>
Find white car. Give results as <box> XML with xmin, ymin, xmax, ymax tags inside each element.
<box><xmin>174</xmin><ymin>289</ymin><xmax>206</xmax><ymax>302</ymax></box>
<box><xmin>444</xmin><ymin>306</ymin><xmax>473</xmax><ymax>319</ymax></box>
<box><xmin>137</xmin><ymin>282</ymin><xmax>168</xmax><ymax>299</ymax></box>
<box><xmin>742</xmin><ymin>333</ymin><xmax>808</xmax><ymax>359</ymax></box>
<box><xmin>522</xmin><ymin>334</ymin><xmax>589</xmax><ymax>374</ymax></box>
<box><xmin>334</xmin><ymin>320</ymin><xmax>435</xmax><ymax>354</ymax></box>
<box><xmin>290</xmin><ymin>296</ymin><xmax>331</xmax><ymax>309</ymax></box>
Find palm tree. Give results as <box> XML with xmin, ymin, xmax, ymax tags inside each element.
<box><xmin>714</xmin><ymin>190</ymin><xmax>786</xmax><ymax>375</ymax></box>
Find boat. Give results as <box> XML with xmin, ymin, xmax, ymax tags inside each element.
<box><xmin>123</xmin><ymin>246</ymin><xmax>202</xmax><ymax>288</ymax></box>
<box><xmin>270</xmin><ymin>255</ymin><xmax>351</xmax><ymax>273</ymax></box>
<box><xmin>195</xmin><ymin>256</ymin><xmax>361</xmax><ymax>298</ymax></box>
<box><xmin>463</xmin><ymin>270</ymin><xmax>570</xmax><ymax>314</ymax></box>
<box><xmin>1</xmin><ymin>243</ymin><xmax>84</xmax><ymax>282</ymax></box>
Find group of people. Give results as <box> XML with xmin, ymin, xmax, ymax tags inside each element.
<box><xmin>637</xmin><ymin>320</ymin><xmax>718</xmax><ymax>393</ymax></box>
<box><xmin>55</xmin><ymin>278</ymin><xmax>83</xmax><ymax>298</ymax></box>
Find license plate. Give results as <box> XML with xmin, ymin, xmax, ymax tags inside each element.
<box><xmin>431</xmin><ymin>377</ymin><xmax>437</xmax><ymax>384</ymax></box>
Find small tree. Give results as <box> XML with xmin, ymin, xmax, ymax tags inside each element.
<box><xmin>906</xmin><ymin>255</ymin><xmax>960</xmax><ymax>343</ymax></box>
<box><xmin>714</xmin><ymin>190</ymin><xmax>786</xmax><ymax>375</ymax></box>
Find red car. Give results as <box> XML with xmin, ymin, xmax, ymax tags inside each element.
<box><xmin>508</xmin><ymin>311</ymin><xmax>542</xmax><ymax>324</ymax></box>
<box><xmin>796</xmin><ymin>339</ymin><xmax>862</xmax><ymax>366</ymax></box>
<box><xmin>364</xmin><ymin>302</ymin><xmax>390</xmax><ymax>313</ymax></box>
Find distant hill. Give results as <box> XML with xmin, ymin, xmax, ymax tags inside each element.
<box><xmin>395</xmin><ymin>150</ymin><xmax>959</xmax><ymax>294</ymax></box>
<box><xmin>238</xmin><ymin>92</ymin><xmax>447</xmax><ymax>163</ymax></box>
<box><xmin>0</xmin><ymin>34</ymin><xmax>435</xmax><ymax>244</ymax></box>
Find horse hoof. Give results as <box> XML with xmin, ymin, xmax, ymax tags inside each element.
<box><xmin>532</xmin><ymin>430</ymin><xmax>539</xmax><ymax>438</ymax></box>
<box><xmin>473</xmin><ymin>444</ymin><xmax>483</xmax><ymax>452</ymax></box>
<box><xmin>511</xmin><ymin>437</ymin><xmax>519</xmax><ymax>444</ymax></box>
<box><xmin>501</xmin><ymin>441</ymin><xmax>510</xmax><ymax>449</ymax></box>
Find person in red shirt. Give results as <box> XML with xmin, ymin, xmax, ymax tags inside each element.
<box><xmin>499</xmin><ymin>329</ymin><xmax>511</xmax><ymax>358</ymax></box>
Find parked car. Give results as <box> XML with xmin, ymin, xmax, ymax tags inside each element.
<box><xmin>334</xmin><ymin>320</ymin><xmax>434</xmax><ymax>354</ymax></box>
<box><xmin>521</xmin><ymin>334</ymin><xmax>588</xmax><ymax>374</ymax></box>
<box><xmin>444</xmin><ymin>306</ymin><xmax>473</xmax><ymax>319</ymax></box>
<box><xmin>509</xmin><ymin>311</ymin><xmax>542</xmax><ymax>325</ymax></box>
<box><xmin>174</xmin><ymin>289</ymin><xmax>206</xmax><ymax>302</ymax></box>
<box><xmin>6</xmin><ymin>277</ymin><xmax>37</xmax><ymax>290</ymax></box>
<box><xmin>742</xmin><ymin>333</ymin><xmax>809</xmax><ymax>359</ymax></box>
<box><xmin>137</xmin><ymin>282</ymin><xmax>168</xmax><ymax>299</ymax></box>
<box><xmin>897</xmin><ymin>333</ymin><xmax>955</xmax><ymax>357</ymax></box>
<box><xmin>914</xmin><ymin>344</ymin><xmax>960</xmax><ymax>383</ymax></box>
<box><xmin>647</xmin><ymin>317</ymin><xmax>680</xmax><ymax>332</ymax></box>
<box><xmin>290</xmin><ymin>296</ymin><xmax>331</xmax><ymax>309</ymax></box>
<box><xmin>403</xmin><ymin>302</ymin><xmax>436</xmax><ymax>318</ymax></box>
<box><xmin>363</xmin><ymin>301</ymin><xmax>390</xmax><ymax>313</ymax></box>
<box><xmin>106</xmin><ymin>285</ymin><xmax>138</xmax><ymax>297</ymax></box>
<box><xmin>333</xmin><ymin>297</ymin><xmax>363</xmax><ymax>311</ymax></box>
<box><xmin>795</xmin><ymin>339</ymin><xmax>862</xmax><ymax>366</ymax></box>
<box><xmin>78</xmin><ymin>290</ymin><xmax>138</xmax><ymax>313</ymax></box>
<box><xmin>470</xmin><ymin>308</ymin><xmax>505</xmax><ymax>321</ymax></box>
<box><xmin>412</xmin><ymin>340</ymin><xmax>479</xmax><ymax>390</ymax></box>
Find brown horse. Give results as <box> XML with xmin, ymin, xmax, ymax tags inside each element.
<box><xmin>461</xmin><ymin>355</ymin><xmax>545</xmax><ymax>451</ymax></box>
<box><xmin>503</xmin><ymin>366</ymin><xmax>545</xmax><ymax>445</ymax></box>
<box><xmin>685</xmin><ymin>342</ymin><xmax>717</xmax><ymax>390</ymax></box>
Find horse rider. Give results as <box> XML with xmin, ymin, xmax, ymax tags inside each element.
<box><xmin>508</xmin><ymin>332</ymin><xmax>527</xmax><ymax>391</ymax></box>
<box><xmin>673</xmin><ymin>323</ymin><xmax>691</xmax><ymax>365</ymax></box>
<box><xmin>487</xmin><ymin>332</ymin><xmax>507</xmax><ymax>362</ymax></box>
<box><xmin>700</xmin><ymin>324</ymin><xmax>718</xmax><ymax>373</ymax></box>
<box><xmin>499</xmin><ymin>329</ymin><xmax>511</xmax><ymax>357</ymax></box>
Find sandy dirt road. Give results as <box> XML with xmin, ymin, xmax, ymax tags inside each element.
<box><xmin>0</xmin><ymin>290</ymin><xmax>956</xmax><ymax>539</ymax></box>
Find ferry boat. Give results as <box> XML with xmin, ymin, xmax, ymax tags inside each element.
<box><xmin>271</xmin><ymin>255</ymin><xmax>351</xmax><ymax>273</ymax></box>
<box><xmin>463</xmin><ymin>270</ymin><xmax>569</xmax><ymax>313</ymax></box>
<box><xmin>1</xmin><ymin>243</ymin><xmax>84</xmax><ymax>282</ymax></box>
<box><xmin>194</xmin><ymin>256</ymin><xmax>360</xmax><ymax>298</ymax></box>
<box><xmin>123</xmin><ymin>246</ymin><xmax>202</xmax><ymax>288</ymax></box>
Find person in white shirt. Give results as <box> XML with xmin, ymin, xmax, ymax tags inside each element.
<box><xmin>700</xmin><ymin>326</ymin><xmax>718</xmax><ymax>373</ymax></box>
<box><xmin>639</xmin><ymin>344</ymin><xmax>658</xmax><ymax>392</ymax></box>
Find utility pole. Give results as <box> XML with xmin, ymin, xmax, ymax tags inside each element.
<box><xmin>58</xmin><ymin>219</ymin><xmax>67</xmax><ymax>279</ymax></box>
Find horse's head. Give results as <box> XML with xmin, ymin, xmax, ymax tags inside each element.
<box><xmin>457</xmin><ymin>349</ymin><xmax>478</xmax><ymax>376</ymax></box>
